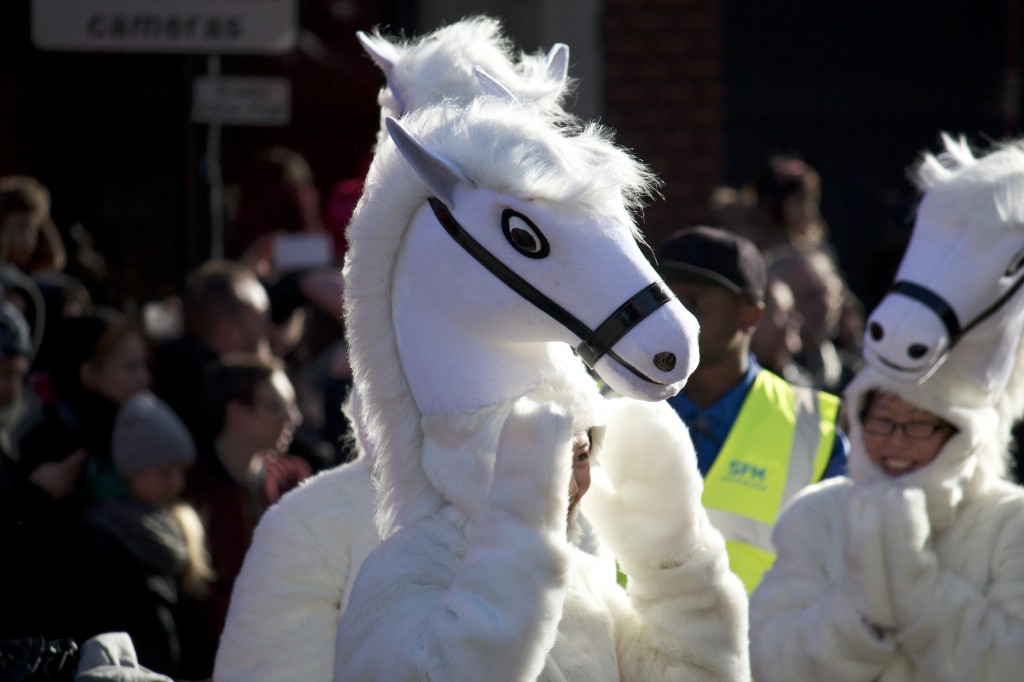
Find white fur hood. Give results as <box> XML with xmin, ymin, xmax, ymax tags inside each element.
<box><xmin>843</xmin><ymin>365</ymin><xmax>1003</xmax><ymax>529</ymax></box>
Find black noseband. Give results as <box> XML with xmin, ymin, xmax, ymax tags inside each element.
<box><xmin>428</xmin><ymin>198</ymin><xmax>674</xmax><ymax>384</ymax></box>
<box><xmin>890</xmin><ymin>272</ymin><xmax>1024</xmax><ymax>350</ymax></box>
<box><xmin>889</xmin><ymin>281</ymin><xmax>963</xmax><ymax>345</ymax></box>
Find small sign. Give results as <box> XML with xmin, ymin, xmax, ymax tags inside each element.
<box><xmin>192</xmin><ymin>76</ymin><xmax>291</xmax><ymax>126</ymax></box>
<box><xmin>31</xmin><ymin>0</ymin><xmax>297</xmax><ymax>55</ymax></box>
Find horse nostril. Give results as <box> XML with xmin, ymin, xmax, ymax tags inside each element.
<box><xmin>908</xmin><ymin>344</ymin><xmax>929</xmax><ymax>359</ymax></box>
<box><xmin>869</xmin><ymin>322</ymin><xmax>884</xmax><ymax>341</ymax></box>
<box><xmin>653</xmin><ymin>352</ymin><xmax>676</xmax><ymax>372</ymax></box>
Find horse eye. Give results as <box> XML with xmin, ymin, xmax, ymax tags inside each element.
<box><xmin>1005</xmin><ymin>245</ymin><xmax>1024</xmax><ymax>277</ymax></box>
<box><xmin>502</xmin><ymin>209</ymin><xmax>550</xmax><ymax>259</ymax></box>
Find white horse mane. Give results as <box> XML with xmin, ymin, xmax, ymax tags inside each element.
<box><xmin>344</xmin><ymin>98</ymin><xmax>659</xmax><ymax>536</ymax></box>
<box><xmin>360</xmin><ymin>15</ymin><xmax>574</xmax><ymax>123</ymax></box>
<box><xmin>913</xmin><ymin>133</ymin><xmax>1024</xmax><ymax>226</ymax></box>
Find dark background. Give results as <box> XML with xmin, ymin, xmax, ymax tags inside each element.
<box><xmin>721</xmin><ymin>0</ymin><xmax>1017</xmax><ymax>309</ymax></box>
<box><xmin>0</xmin><ymin>1</ymin><xmax>1019</xmax><ymax>315</ymax></box>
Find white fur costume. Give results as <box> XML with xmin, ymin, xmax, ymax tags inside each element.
<box><xmin>336</xmin><ymin>362</ymin><xmax>748</xmax><ymax>681</ymax></box>
<box><xmin>750</xmin><ymin>364</ymin><xmax>1024</xmax><ymax>682</ymax></box>
<box><xmin>751</xmin><ymin>136</ymin><xmax>1024</xmax><ymax>681</ymax></box>
<box><xmin>213</xmin><ymin>21</ymin><xmax>576</xmax><ymax>681</ymax></box>
<box><xmin>213</xmin><ymin>455</ymin><xmax>379</xmax><ymax>682</ymax></box>
<box><xmin>214</xmin><ymin>16</ymin><xmax>746</xmax><ymax>679</ymax></box>
<box><xmin>334</xmin><ymin>42</ymin><xmax>746</xmax><ymax>678</ymax></box>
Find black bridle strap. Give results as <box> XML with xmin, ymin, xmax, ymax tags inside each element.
<box><xmin>891</xmin><ymin>272</ymin><xmax>1024</xmax><ymax>349</ymax></box>
<box><xmin>428</xmin><ymin>198</ymin><xmax>672</xmax><ymax>381</ymax></box>
<box><xmin>889</xmin><ymin>280</ymin><xmax>962</xmax><ymax>344</ymax></box>
<box><xmin>430</xmin><ymin>197</ymin><xmax>591</xmax><ymax>340</ymax></box>
<box><xmin>575</xmin><ymin>281</ymin><xmax>673</xmax><ymax>367</ymax></box>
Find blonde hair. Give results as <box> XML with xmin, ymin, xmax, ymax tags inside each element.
<box><xmin>170</xmin><ymin>501</ymin><xmax>216</xmax><ymax>598</ymax></box>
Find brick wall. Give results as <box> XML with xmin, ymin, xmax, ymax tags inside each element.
<box><xmin>602</xmin><ymin>0</ymin><xmax>724</xmax><ymax>251</ymax></box>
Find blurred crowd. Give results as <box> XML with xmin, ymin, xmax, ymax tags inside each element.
<box><xmin>0</xmin><ymin>148</ymin><xmax>361</xmax><ymax>680</ymax></box>
<box><xmin>0</xmin><ymin>144</ymin><xmax>976</xmax><ymax>680</ymax></box>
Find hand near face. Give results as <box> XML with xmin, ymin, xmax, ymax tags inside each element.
<box><xmin>842</xmin><ymin>482</ymin><xmax>898</xmax><ymax>634</ymax></box>
<box><xmin>30</xmin><ymin>449</ymin><xmax>87</xmax><ymax>500</ymax></box>
<box><xmin>880</xmin><ymin>485</ymin><xmax>939</xmax><ymax>629</ymax></box>
<box><xmin>582</xmin><ymin>399</ymin><xmax>705</xmax><ymax>569</ymax></box>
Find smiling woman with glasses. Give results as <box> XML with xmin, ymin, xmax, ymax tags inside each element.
<box><xmin>749</xmin><ymin>361</ymin><xmax>1024</xmax><ymax>682</ymax></box>
<box><xmin>858</xmin><ymin>390</ymin><xmax>957</xmax><ymax>476</ymax></box>
<box><xmin>861</xmin><ymin>415</ymin><xmax>950</xmax><ymax>440</ymax></box>
<box><xmin>749</xmin><ymin>136</ymin><xmax>1024</xmax><ymax>681</ymax></box>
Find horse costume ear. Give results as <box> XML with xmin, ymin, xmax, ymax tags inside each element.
<box><xmin>357</xmin><ymin>31</ymin><xmax>399</xmax><ymax>76</ymax></box>
<box><xmin>358</xmin><ymin>31</ymin><xmax>407</xmax><ymax>114</ymax></box>
<box><xmin>473</xmin><ymin>66</ymin><xmax>519</xmax><ymax>103</ymax></box>
<box><xmin>545</xmin><ymin>43</ymin><xmax>570</xmax><ymax>85</ymax></box>
<box><xmin>386</xmin><ymin>117</ymin><xmax>471</xmax><ymax>208</ymax></box>
<box><xmin>939</xmin><ymin>132</ymin><xmax>975</xmax><ymax>168</ymax></box>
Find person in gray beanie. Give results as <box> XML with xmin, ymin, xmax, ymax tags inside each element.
<box><xmin>111</xmin><ymin>391</ymin><xmax>196</xmax><ymax>484</ymax></box>
<box><xmin>76</xmin><ymin>392</ymin><xmax>213</xmax><ymax>679</ymax></box>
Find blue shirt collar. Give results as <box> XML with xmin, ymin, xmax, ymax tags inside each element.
<box><xmin>667</xmin><ymin>356</ymin><xmax>761</xmax><ymax>476</ymax></box>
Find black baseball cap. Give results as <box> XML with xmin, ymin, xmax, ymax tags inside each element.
<box><xmin>655</xmin><ymin>226</ymin><xmax>767</xmax><ymax>304</ymax></box>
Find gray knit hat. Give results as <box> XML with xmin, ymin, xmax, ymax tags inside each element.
<box><xmin>112</xmin><ymin>391</ymin><xmax>196</xmax><ymax>478</ymax></box>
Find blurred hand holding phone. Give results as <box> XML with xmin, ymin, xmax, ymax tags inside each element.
<box><xmin>272</xmin><ymin>232</ymin><xmax>334</xmax><ymax>271</ymax></box>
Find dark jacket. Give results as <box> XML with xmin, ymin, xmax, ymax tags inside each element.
<box><xmin>184</xmin><ymin>445</ymin><xmax>310</xmax><ymax>671</ymax></box>
<box><xmin>151</xmin><ymin>335</ymin><xmax>219</xmax><ymax>445</ymax></box>
<box><xmin>76</xmin><ymin>501</ymin><xmax>196</xmax><ymax>677</ymax></box>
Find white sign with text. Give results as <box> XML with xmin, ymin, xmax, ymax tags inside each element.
<box><xmin>192</xmin><ymin>76</ymin><xmax>291</xmax><ymax>126</ymax></box>
<box><xmin>32</xmin><ymin>0</ymin><xmax>297</xmax><ymax>54</ymax></box>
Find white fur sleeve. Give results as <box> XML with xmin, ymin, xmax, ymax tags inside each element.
<box><xmin>583</xmin><ymin>399</ymin><xmax>749</xmax><ymax>681</ymax></box>
<box><xmin>881</xmin><ymin>486</ymin><xmax>1024</xmax><ymax>681</ymax></box>
<box><xmin>214</xmin><ymin>479</ymin><xmax>359</xmax><ymax>682</ymax></box>
<box><xmin>750</xmin><ymin>484</ymin><xmax>897</xmax><ymax>682</ymax></box>
<box><xmin>334</xmin><ymin>399</ymin><xmax>575</xmax><ymax>681</ymax></box>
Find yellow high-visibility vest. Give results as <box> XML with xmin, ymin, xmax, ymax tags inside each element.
<box><xmin>701</xmin><ymin>370</ymin><xmax>839</xmax><ymax>594</ymax></box>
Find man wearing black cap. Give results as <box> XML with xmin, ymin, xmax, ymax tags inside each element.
<box><xmin>656</xmin><ymin>226</ymin><xmax>848</xmax><ymax>595</ymax></box>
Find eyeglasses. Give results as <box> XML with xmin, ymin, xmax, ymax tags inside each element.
<box><xmin>251</xmin><ymin>398</ymin><xmax>299</xmax><ymax>419</ymax></box>
<box><xmin>862</xmin><ymin>416</ymin><xmax>950</xmax><ymax>441</ymax></box>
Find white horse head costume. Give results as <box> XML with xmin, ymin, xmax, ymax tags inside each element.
<box><xmin>855</xmin><ymin>135</ymin><xmax>1024</xmax><ymax>491</ymax></box>
<box><xmin>863</xmin><ymin>134</ymin><xmax>1024</xmax><ymax>407</ymax></box>
<box><xmin>345</xmin><ymin>94</ymin><xmax>699</xmax><ymax>534</ymax></box>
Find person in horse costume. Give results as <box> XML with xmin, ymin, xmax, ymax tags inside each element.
<box><xmin>213</xmin><ymin>18</ymin><xmax>591</xmax><ymax>682</ymax></box>
<box><xmin>218</xmin><ymin>17</ymin><xmax>748</xmax><ymax>682</ymax></box>
<box><xmin>750</xmin><ymin>134</ymin><xmax>1024</xmax><ymax>681</ymax></box>
<box><xmin>328</xmin><ymin>18</ymin><xmax>747</xmax><ymax>682</ymax></box>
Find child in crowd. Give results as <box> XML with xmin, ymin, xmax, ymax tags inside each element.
<box><xmin>20</xmin><ymin>307</ymin><xmax>151</xmax><ymax>505</ymax></box>
<box><xmin>77</xmin><ymin>391</ymin><xmax>213</xmax><ymax>679</ymax></box>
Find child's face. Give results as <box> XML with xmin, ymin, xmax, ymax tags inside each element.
<box><xmin>127</xmin><ymin>462</ymin><xmax>188</xmax><ymax>508</ymax></box>
<box><xmin>84</xmin><ymin>332</ymin><xmax>151</xmax><ymax>405</ymax></box>
<box><xmin>0</xmin><ymin>211</ymin><xmax>41</xmax><ymax>268</ymax></box>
